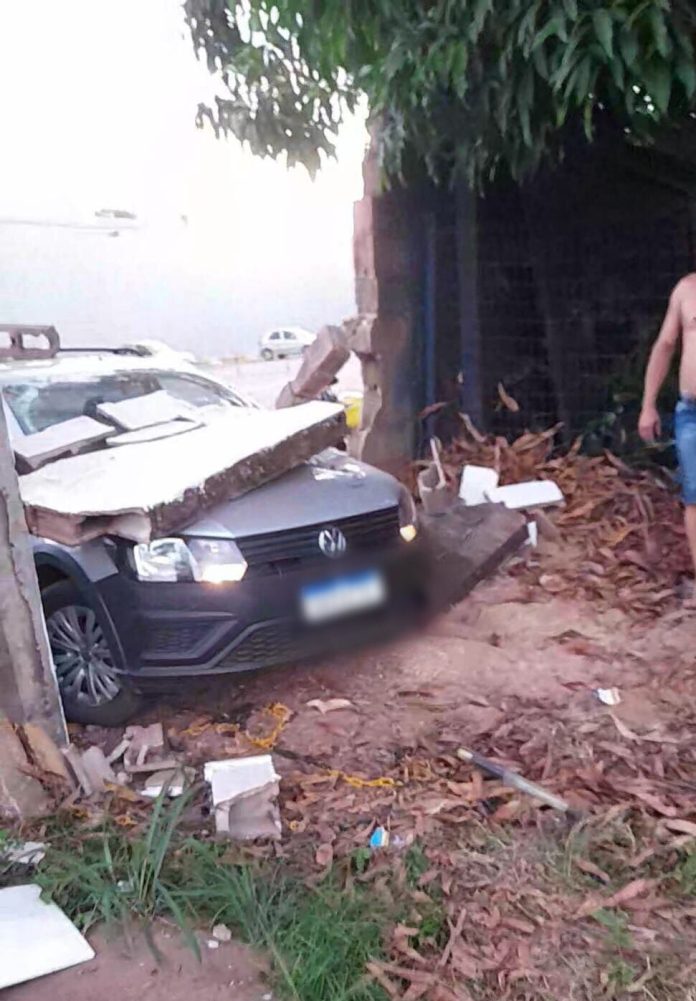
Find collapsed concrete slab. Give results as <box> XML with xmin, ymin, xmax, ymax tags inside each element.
<box><xmin>275</xmin><ymin>324</ymin><xmax>350</xmax><ymax>408</ymax></box>
<box><xmin>20</xmin><ymin>401</ymin><xmax>345</xmax><ymax>546</ymax></box>
<box><xmin>420</xmin><ymin>500</ymin><xmax>528</xmax><ymax>609</ymax></box>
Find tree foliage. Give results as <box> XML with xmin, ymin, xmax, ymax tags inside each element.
<box><xmin>184</xmin><ymin>0</ymin><xmax>696</xmax><ymax>186</ymax></box>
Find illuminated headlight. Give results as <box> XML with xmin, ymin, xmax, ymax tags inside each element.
<box><xmin>398</xmin><ymin>486</ymin><xmax>418</xmax><ymax>543</ymax></box>
<box><xmin>133</xmin><ymin>537</ymin><xmax>247</xmax><ymax>584</ymax></box>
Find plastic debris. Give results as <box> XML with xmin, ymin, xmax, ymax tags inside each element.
<box><xmin>369</xmin><ymin>826</ymin><xmax>390</xmax><ymax>849</ymax></box>
<box><xmin>207</xmin><ymin>939</ymin><xmax>220</xmax><ymax>950</ymax></box>
<box><xmin>595</xmin><ymin>687</ymin><xmax>622</xmax><ymax>706</ymax></box>
<box><xmin>204</xmin><ymin>755</ymin><xmax>281</xmax><ymax>840</ymax></box>
<box><xmin>457</xmin><ymin>747</ymin><xmax>578</xmax><ymax>816</ymax></box>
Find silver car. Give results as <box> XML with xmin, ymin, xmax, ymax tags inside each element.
<box><xmin>259</xmin><ymin>326</ymin><xmax>315</xmax><ymax>361</ymax></box>
<box><xmin>2</xmin><ymin>346</ymin><xmax>423</xmax><ymax>725</ymax></box>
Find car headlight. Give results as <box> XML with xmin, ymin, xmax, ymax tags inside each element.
<box><xmin>398</xmin><ymin>486</ymin><xmax>418</xmax><ymax>542</ymax></box>
<box><xmin>133</xmin><ymin>537</ymin><xmax>247</xmax><ymax>584</ymax></box>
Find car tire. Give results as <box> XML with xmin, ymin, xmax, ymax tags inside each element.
<box><xmin>261</xmin><ymin>348</ymin><xmax>274</xmax><ymax>361</ymax></box>
<box><xmin>42</xmin><ymin>580</ymin><xmax>143</xmax><ymax>726</ymax></box>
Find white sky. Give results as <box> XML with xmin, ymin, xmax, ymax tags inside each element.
<box><xmin>0</xmin><ymin>0</ymin><xmax>367</xmax><ymax>355</ymax></box>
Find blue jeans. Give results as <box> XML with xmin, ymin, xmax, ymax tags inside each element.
<box><xmin>675</xmin><ymin>397</ymin><xmax>696</xmax><ymax>504</ymax></box>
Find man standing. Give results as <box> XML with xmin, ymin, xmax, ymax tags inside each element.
<box><xmin>639</xmin><ymin>273</ymin><xmax>696</xmax><ymax>580</ymax></box>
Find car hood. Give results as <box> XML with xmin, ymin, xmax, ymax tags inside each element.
<box><xmin>181</xmin><ymin>449</ymin><xmax>402</xmax><ymax>539</ymax></box>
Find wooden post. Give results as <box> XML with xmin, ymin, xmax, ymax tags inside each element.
<box><xmin>0</xmin><ymin>401</ymin><xmax>67</xmax><ymax>747</ymax></box>
<box><xmin>456</xmin><ymin>182</ymin><xmax>484</xmax><ymax>427</ymax></box>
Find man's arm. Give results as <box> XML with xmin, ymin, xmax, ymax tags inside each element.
<box><xmin>639</xmin><ymin>287</ymin><xmax>682</xmax><ymax>442</ymax></box>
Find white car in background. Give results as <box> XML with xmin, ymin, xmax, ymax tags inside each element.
<box><xmin>259</xmin><ymin>327</ymin><xmax>315</xmax><ymax>361</ymax></box>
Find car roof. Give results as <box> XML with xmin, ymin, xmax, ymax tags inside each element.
<box><xmin>0</xmin><ymin>351</ymin><xmax>198</xmax><ymax>386</ymax></box>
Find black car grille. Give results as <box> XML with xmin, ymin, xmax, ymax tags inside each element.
<box><xmin>236</xmin><ymin>506</ymin><xmax>400</xmax><ymax>577</ymax></box>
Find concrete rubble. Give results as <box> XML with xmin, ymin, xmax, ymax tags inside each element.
<box><xmin>19</xmin><ymin>400</ymin><xmax>345</xmax><ymax>545</ymax></box>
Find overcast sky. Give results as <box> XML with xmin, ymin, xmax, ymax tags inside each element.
<box><xmin>0</xmin><ymin>0</ymin><xmax>366</xmax><ymax>355</ymax></box>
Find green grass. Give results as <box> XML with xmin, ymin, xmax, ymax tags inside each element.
<box><xmin>32</xmin><ymin>799</ymin><xmax>396</xmax><ymax>1001</ymax></box>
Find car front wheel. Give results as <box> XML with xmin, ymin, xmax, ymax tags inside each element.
<box><xmin>42</xmin><ymin>580</ymin><xmax>142</xmax><ymax>725</ymax></box>
<box><xmin>261</xmin><ymin>347</ymin><xmax>274</xmax><ymax>361</ymax></box>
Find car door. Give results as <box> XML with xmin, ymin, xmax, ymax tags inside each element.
<box><xmin>283</xmin><ymin>330</ymin><xmax>301</xmax><ymax>356</ymax></box>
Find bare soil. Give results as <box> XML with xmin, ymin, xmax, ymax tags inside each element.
<box><xmin>5</xmin><ymin>921</ymin><xmax>269</xmax><ymax>1001</ymax></box>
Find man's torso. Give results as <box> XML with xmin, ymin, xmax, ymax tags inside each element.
<box><xmin>678</xmin><ymin>274</ymin><xmax>696</xmax><ymax>396</ymax></box>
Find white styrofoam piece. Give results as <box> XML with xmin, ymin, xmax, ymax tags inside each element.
<box><xmin>19</xmin><ymin>401</ymin><xmax>343</xmax><ymax>520</ymax></box>
<box><xmin>204</xmin><ymin>755</ymin><xmax>281</xmax><ymax>838</ymax></box>
<box><xmin>204</xmin><ymin>754</ymin><xmax>280</xmax><ymax>803</ymax></box>
<box><xmin>12</xmin><ymin>415</ymin><xmax>113</xmax><ymax>469</ymax></box>
<box><xmin>96</xmin><ymin>390</ymin><xmax>194</xmax><ymax>431</ymax></box>
<box><xmin>487</xmin><ymin>479</ymin><xmax>564</xmax><ymax>510</ymax></box>
<box><xmin>0</xmin><ymin>883</ymin><xmax>94</xmax><ymax>989</ymax></box>
<box><xmin>526</xmin><ymin>520</ymin><xmax>538</xmax><ymax>547</ymax></box>
<box><xmin>459</xmin><ymin>464</ymin><xmax>500</xmax><ymax>505</ymax></box>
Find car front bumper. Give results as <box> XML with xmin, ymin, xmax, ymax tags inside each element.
<box><xmin>97</xmin><ymin>541</ymin><xmax>427</xmax><ymax>685</ymax></box>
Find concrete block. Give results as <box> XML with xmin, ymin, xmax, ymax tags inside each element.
<box><xmin>420</xmin><ymin>501</ymin><xmax>528</xmax><ymax>610</ymax></box>
<box><xmin>286</xmin><ymin>325</ymin><xmax>350</xmax><ymax>402</ymax></box>
<box><xmin>343</xmin><ymin>314</ymin><xmax>376</xmax><ymax>357</ymax></box>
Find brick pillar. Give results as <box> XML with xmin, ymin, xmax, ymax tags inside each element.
<box><xmin>351</xmin><ymin>150</ymin><xmax>422</xmax><ymax>476</ymax></box>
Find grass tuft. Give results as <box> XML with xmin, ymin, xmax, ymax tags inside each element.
<box><xmin>34</xmin><ymin>802</ymin><xmax>395</xmax><ymax>1001</ymax></box>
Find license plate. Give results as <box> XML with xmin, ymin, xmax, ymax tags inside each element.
<box><xmin>301</xmin><ymin>570</ymin><xmax>386</xmax><ymax>624</ymax></box>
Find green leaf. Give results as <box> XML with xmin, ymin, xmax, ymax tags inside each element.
<box><xmin>648</xmin><ymin>7</ymin><xmax>671</xmax><ymax>59</ymax></box>
<box><xmin>619</xmin><ymin>27</ymin><xmax>639</xmax><ymax>67</ymax></box>
<box><xmin>592</xmin><ymin>9</ymin><xmax>613</xmax><ymax>60</ymax></box>
<box><xmin>562</xmin><ymin>0</ymin><xmax>578</xmax><ymax>17</ymax></box>
<box><xmin>676</xmin><ymin>57</ymin><xmax>696</xmax><ymax>99</ymax></box>
<box><xmin>643</xmin><ymin>59</ymin><xmax>672</xmax><ymax>113</ymax></box>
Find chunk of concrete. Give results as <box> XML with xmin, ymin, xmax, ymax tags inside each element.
<box><xmin>13</xmin><ymin>416</ymin><xmax>113</xmax><ymax>471</ymax></box>
<box><xmin>20</xmin><ymin>402</ymin><xmax>345</xmax><ymax>545</ymax></box>
<box><xmin>420</xmin><ymin>500</ymin><xmax>528</xmax><ymax>609</ymax></box>
<box><xmin>275</xmin><ymin>325</ymin><xmax>349</xmax><ymax>406</ymax></box>
<box><xmin>96</xmin><ymin>390</ymin><xmax>194</xmax><ymax>431</ymax></box>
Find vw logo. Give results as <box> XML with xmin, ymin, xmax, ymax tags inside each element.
<box><xmin>318</xmin><ymin>526</ymin><xmax>347</xmax><ymax>558</ymax></box>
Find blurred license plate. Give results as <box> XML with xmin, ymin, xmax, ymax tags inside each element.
<box><xmin>301</xmin><ymin>570</ymin><xmax>385</xmax><ymax>624</ymax></box>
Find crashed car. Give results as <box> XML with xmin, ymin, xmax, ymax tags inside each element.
<box><xmin>1</xmin><ymin>344</ymin><xmax>423</xmax><ymax>725</ymax></box>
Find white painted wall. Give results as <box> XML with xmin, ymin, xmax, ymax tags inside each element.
<box><xmin>0</xmin><ymin>0</ymin><xmax>366</xmax><ymax>358</ymax></box>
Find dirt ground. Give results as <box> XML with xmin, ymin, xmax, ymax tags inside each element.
<box><xmin>6</xmin><ymin>922</ymin><xmax>269</xmax><ymax>1001</ymax></box>
<box><xmin>60</xmin><ymin>538</ymin><xmax>696</xmax><ymax>999</ymax></box>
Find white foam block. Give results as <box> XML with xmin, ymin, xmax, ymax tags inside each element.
<box><xmin>0</xmin><ymin>883</ymin><xmax>94</xmax><ymax>989</ymax></box>
<box><xmin>459</xmin><ymin>464</ymin><xmax>500</xmax><ymax>505</ymax></box>
<box><xmin>487</xmin><ymin>480</ymin><xmax>564</xmax><ymax>510</ymax></box>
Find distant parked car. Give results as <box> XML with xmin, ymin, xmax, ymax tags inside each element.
<box><xmin>259</xmin><ymin>327</ymin><xmax>315</xmax><ymax>361</ymax></box>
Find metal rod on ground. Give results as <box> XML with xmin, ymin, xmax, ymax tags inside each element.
<box><xmin>457</xmin><ymin>746</ymin><xmax>575</xmax><ymax>815</ymax></box>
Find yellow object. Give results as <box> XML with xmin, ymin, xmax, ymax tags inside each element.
<box><xmin>400</xmin><ymin>524</ymin><xmax>417</xmax><ymax>543</ymax></box>
<box><xmin>326</xmin><ymin>768</ymin><xmax>399</xmax><ymax>789</ymax></box>
<box><xmin>339</xmin><ymin>392</ymin><xmax>363</xmax><ymax>430</ymax></box>
<box><xmin>245</xmin><ymin>702</ymin><xmax>292</xmax><ymax>750</ymax></box>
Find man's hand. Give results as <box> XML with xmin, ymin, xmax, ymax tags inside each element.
<box><xmin>638</xmin><ymin>405</ymin><xmax>661</xmax><ymax>443</ymax></box>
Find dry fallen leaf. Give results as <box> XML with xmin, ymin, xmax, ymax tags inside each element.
<box><xmin>576</xmin><ymin>878</ymin><xmax>657</xmax><ymax>918</ymax></box>
<box><xmin>306</xmin><ymin>698</ymin><xmax>355</xmax><ymax>714</ymax></box>
<box><xmin>315</xmin><ymin>842</ymin><xmax>334</xmax><ymax>868</ymax></box>
<box><xmin>497</xmin><ymin>382</ymin><xmax>520</xmax><ymax>413</ymax></box>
